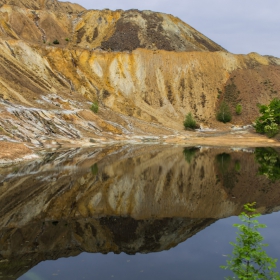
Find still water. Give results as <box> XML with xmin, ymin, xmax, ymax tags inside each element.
<box><xmin>0</xmin><ymin>145</ymin><xmax>279</xmax><ymax>279</ymax></box>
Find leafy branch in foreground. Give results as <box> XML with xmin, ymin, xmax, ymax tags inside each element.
<box><xmin>221</xmin><ymin>202</ymin><xmax>280</xmax><ymax>280</ymax></box>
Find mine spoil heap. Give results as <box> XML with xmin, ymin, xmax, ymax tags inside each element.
<box><xmin>0</xmin><ymin>0</ymin><xmax>280</xmax><ymax>149</ymax></box>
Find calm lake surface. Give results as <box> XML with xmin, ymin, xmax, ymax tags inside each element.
<box><xmin>0</xmin><ymin>145</ymin><xmax>280</xmax><ymax>280</ymax></box>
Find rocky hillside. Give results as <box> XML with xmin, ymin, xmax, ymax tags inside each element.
<box><xmin>0</xmin><ymin>0</ymin><xmax>85</xmax><ymax>12</ymax></box>
<box><xmin>0</xmin><ymin>0</ymin><xmax>280</xmax><ymax>149</ymax></box>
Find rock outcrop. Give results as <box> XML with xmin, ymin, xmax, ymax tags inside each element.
<box><xmin>0</xmin><ymin>1</ymin><xmax>280</xmax><ymax>147</ymax></box>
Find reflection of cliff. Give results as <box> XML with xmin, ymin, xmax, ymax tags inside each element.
<box><xmin>0</xmin><ymin>217</ymin><xmax>215</xmax><ymax>279</ymax></box>
<box><xmin>1</xmin><ymin>145</ymin><xmax>280</xmax><ymax>278</ymax></box>
<box><xmin>1</xmin><ymin>145</ymin><xmax>280</xmax><ymax>225</ymax></box>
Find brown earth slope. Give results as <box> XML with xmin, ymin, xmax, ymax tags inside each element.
<box><xmin>0</xmin><ymin>0</ymin><xmax>280</xmax><ymax>153</ymax></box>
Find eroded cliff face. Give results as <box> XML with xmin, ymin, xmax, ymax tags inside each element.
<box><xmin>0</xmin><ymin>1</ymin><xmax>280</xmax><ymax>148</ymax></box>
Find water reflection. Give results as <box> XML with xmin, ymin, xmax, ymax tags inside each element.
<box><xmin>255</xmin><ymin>147</ymin><xmax>280</xmax><ymax>181</ymax></box>
<box><xmin>0</xmin><ymin>145</ymin><xmax>280</xmax><ymax>279</ymax></box>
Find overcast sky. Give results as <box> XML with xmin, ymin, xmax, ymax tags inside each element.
<box><xmin>62</xmin><ymin>0</ymin><xmax>280</xmax><ymax>58</ymax></box>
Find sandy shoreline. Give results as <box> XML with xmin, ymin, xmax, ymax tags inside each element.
<box><xmin>1</xmin><ymin>129</ymin><xmax>279</xmax><ymax>165</ymax></box>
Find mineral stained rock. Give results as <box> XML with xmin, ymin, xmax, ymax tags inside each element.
<box><xmin>0</xmin><ymin>1</ymin><xmax>280</xmax><ymax>149</ymax></box>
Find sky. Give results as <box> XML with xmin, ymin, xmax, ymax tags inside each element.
<box><xmin>62</xmin><ymin>0</ymin><xmax>280</xmax><ymax>58</ymax></box>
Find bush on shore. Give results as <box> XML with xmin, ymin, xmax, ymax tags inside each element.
<box><xmin>184</xmin><ymin>113</ymin><xmax>198</xmax><ymax>129</ymax></box>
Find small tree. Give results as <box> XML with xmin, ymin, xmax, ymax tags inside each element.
<box><xmin>236</xmin><ymin>104</ymin><xmax>242</xmax><ymax>115</ymax></box>
<box><xmin>217</xmin><ymin>101</ymin><xmax>232</xmax><ymax>123</ymax></box>
<box><xmin>221</xmin><ymin>202</ymin><xmax>280</xmax><ymax>280</ymax></box>
<box><xmin>254</xmin><ymin>98</ymin><xmax>280</xmax><ymax>138</ymax></box>
<box><xmin>53</xmin><ymin>39</ymin><xmax>60</xmax><ymax>44</ymax></box>
<box><xmin>184</xmin><ymin>113</ymin><xmax>198</xmax><ymax>129</ymax></box>
<box><xmin>90</xmin><ymin>101</ymin><xmax>99</xmax><ymax>113</ymax></box>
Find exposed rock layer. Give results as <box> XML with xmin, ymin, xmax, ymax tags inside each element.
<box><xmin>0</xmin><ymin>0</ymin><xmax>280</xmax><ymax>148</ymax></box>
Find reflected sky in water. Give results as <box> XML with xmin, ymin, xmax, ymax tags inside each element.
<box><xmin>19</xmin><ymin>212</ymin><xmax>280</xmax><ymax>280</ymax></box>
<box><xmin>0</xmin><ymin>145</ymin><xmax>279</xmax><ymax>280</ymax></box>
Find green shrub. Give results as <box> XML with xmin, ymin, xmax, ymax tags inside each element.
<box><xmin>221</xmin><ymin>202</ymin><xmax>280</xmax><ymax>280</ymax></box>
<box><xmin>235</xmin><ymin>103</ymin><xmax>242</xmax><ymax>115</ymax></box>
<box><xmin>254</xmin><ymin>98</ymin><xmax>280</xmax><ymax>138</ymax></box>
<box><xmin>91</xmin><ymin>163</ymin><xmax>98</xmax><ymax>175</ymax></box>
<box><xmin>90</xmin><ymin>102</ymin><xmax>99</xmax><ymax>113</ymax></box>
<box><xmin>216</xmin><ymin>101</ymin><xmax>232</xmax><ymax>123</ymax></box>
<box><xmin>65</xmin><ymin>38</ymin><xmax>69</xmax><ymax>42</ymax></box>
<box><xmin>53</xmin><ymin>39</ymin><xmax>60</xmax><ymax>44</ymax></box>
<box><xmin>183</xmin><ymin>113</ymin><xmax>198</xmax><ymax>130</ymax></box>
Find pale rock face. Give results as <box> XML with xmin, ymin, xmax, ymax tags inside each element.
<box><xmin>91</xmin><ymin>60</ymin><xmax>103</xmax><ymax>78</ymax></box>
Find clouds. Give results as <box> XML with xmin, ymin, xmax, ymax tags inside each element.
<box><xmin>63</xmin><ymin>0</ymin><xmax>280</xmax><ymax>57</ymax></box>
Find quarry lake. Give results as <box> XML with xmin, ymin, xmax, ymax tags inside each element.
<box><xmin>0</xmin><ymin>144</ymin><xmax>280</xmax><ymax>279</ymax></box>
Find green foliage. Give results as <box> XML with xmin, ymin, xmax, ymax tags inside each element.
<box><xmin>184</xmin><ymin>113</ymin><xmax>198</xmax><ymax>130</ymax></box>
<box><xmin>65</xmin><ymin>38</ymin><xmax>69</xmax><ymax>42</ymax></box>
<box><xmin>183</xmin><ymin>147</ymin><xmax>199</xmax><ymax>163</ymax></box>
<box><xmin>53</xmin><ymin>39</ymin><xmax>60</xmax><ymax>44</ymax></box>
<box><xmin>217</xmin><ymin>88</ymin><xmax>223</xmax><ymax>99</ymax></box>
<box><xmin>255</xmin><ymin>147</ymin><xmax>280</xmax><ymax>182</ymax></box>
<box><xmin>217</xmin><ymin>101</ymin><xmax>232</xmax><ymax>123</ymax></box>
<box><xmin>91</xmin><ymin>163</ymin><xmax>98</xmax><ymax>176</ymax></box>
<box><xmin>235</xmin><ymin>160</ymin><xmax>241</xmax><ymax>172</ymax></box>
<box><xmin>90</xmin><ymin>102</ymin><xmax>99</xmax><ymax>113</ymax></box>
<box><xmin>236</xmin><ymin>104</ymin><xmax>242</xmax><ymax>115</ymax></box>
<box><xmin>221</xmin><ymin>202</ymin><xmax>280</xmax><ymax>280</ymax></box>
<box><xmin>254</xmin><ymin>98</ymin><xmax>280</xmax><ymax>138</ymax></box>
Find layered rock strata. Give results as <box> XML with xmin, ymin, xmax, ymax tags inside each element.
<box><xmin>0</xmin><ymin>1</ymin><xmax>280</xmax><ymax>150</ymax></box>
